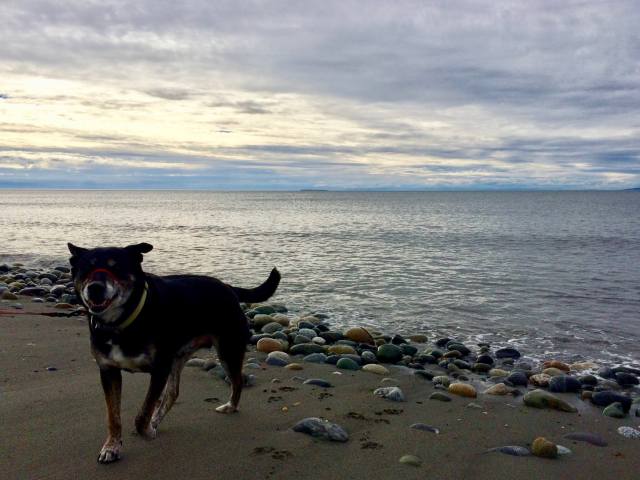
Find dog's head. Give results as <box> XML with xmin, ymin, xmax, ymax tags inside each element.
<box><xmin>68</xmin><ymin>242</ymin><xmax>153</xmax><ymax>321</ymax></box>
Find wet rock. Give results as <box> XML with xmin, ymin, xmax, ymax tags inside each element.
<box><xmin>532</xmin><ymin>437</ymin><xmax>558</xmax><ymax>459</ymax></box>
<box><xmin>549</xmin><ymin>375</ymin><xmax>582</xmax><ymax>393</ymax></box>
<box><xmin>361</xmin><ymin>350</ymin><xmax>378</xmax><ymax>364</ymax></box>
<box><xmin>1</xmin><ymin>291</ymin><xmax>18</xmax><ymax>300</ymax></box>
<box><xmin>266</xmin><ymin>351</ymin><xmax>291</xmax><ymax>367</ymax></box>
<box><xmin>564</xmin><ymin>432</ymin><xmax>607</xmax><ymax>447</ymax></box>
<box><xmin>523</xmin><ymin>389</ymin><xmax>577</xmax><ymax>412</ymax></box>
<box><xmin>374</xmin><ymin>386</ymin><xmax>406</xmax><ymax>402</ymax></box>
<box><xmin>475</xmin><ymin>354</ymin><xmax>495</xmax><ymax>366</ymax></box>
<box><xmin>362</xmin><ymin>364</ymin><xmax>389</xmax><ymax>375</ymax></box>
<box><xmin>591</xmin><ymin>391</ymin><xmax>632</xmax><ymax>412</ymax></box>
<box><xmin>257</xmin><ymin>338</ymin><xmax>285</xmax><ymax>353</ymax></box>
<box><xmin>432</xmin><ymin>375</ymin><xmax>451</xmax><ymax>388</ymax></box>
<box><xmin>597</xmin><ymin>367</ymin><xmax>615</xmax><ymax>379</ymax></box>
<box><xmin>261</xmin><ymin>322</ymin><xmax>284</xmax><ymax>334</ymax></box>
<box><xmin>186</xmin><ymin>358</ymin><xmax>206</xmax><ymax>368</ymax></box>
<box><xmin>530</xmin><ymin>373</ymin><xmax>552</xmax><ymax>387</ymax></box>
<box><xmin>484</xmin><ymin>383</ymin><xmax>511</xmax><ymax>396</ymax></box>
<box><xmin>448</xmin><ymin>383</ymin><xmax>477</xmax><ymax>398</ymax></box>
<box><xmin>303</xmin><ymin>378</ymin><xmax>333</xmax><ymax>388</ymax></box>
<box><xmin>413</xmin><ymin>370</ymin><xmax>434</xmax><ymax>381</ymax></box>
<box><xmin>429</xmin><ymin>392</ymin><xmax>452</xmax><ymax>402</ymax></box>
<box><xmin>617</xmin><ymin>426</ymin><xmax>640</xmax><ymax>439</ymax></box>
<box><xmin>542</xmin><ymin>367</ymin><xmax>565</xmax><ymax>377</ymax></box>
<box><xmin>487</xmin><ymin>446</ymin><xmax>530</xmax><ymax>456</ymax></box>
<box><xmin>578</xmin><ymin>374</ymin><xmax>598</xmax><ymax>386</ymax></box>
<box><xmin>303</xmin><ymin>353</ymin><xmax>328</xmax><ymax>363</ymax></box>
<box><xmin>376</xmin><ymin>344</ymin><xmax>403</xmax><ymax>363</ymax></box>
<box><xmin>400</xmin><ymin>344</ymin><xmax>418</xmax><ymax>356</ymax></box>
<box><xmin>320</xmin><ymin>332</ymin><xmax>345</xmax><ymax>343</ymax></box>
<box><xmin>336</xmin><ymin>357</ymin><xmax>360</xmax><ymax>371</ymax></box>
<box><xmin>285</xmin><ymin>363</ymin><xmax>303</xmax><ymax>371</ymax></box>
<box><xmin>506</xmin><ymin>371</ymin><xmax>529</xmax><ymax>387</ymax></box>
<box><xmin>488</xmin><ymin>368</ymin><xmax>508</xmax><ymax>378</ymax></box>
<box><xmin>344</xmin><ymin>327</ymin><xmax>374</xmax><ymax>344</ymax></box>
<box><xmin>410</xmin><ymin>423</ymin><xmax>439</xmax><ymax>434</ymax></box>
<box><xmin>290</xmin><ymin>343</ymin><xmax>326</xmax><ymax>356</ymax></box>
<box><xmin>603</xmin><ymin>402</ymin><xmax>626</xmax><ymax>418</ymax></box>
<box><xmin>18</xmin><ymin>286</ymin><xmax>49</xmax><ymax>297</ymax></box>
<box><xmin>292</xmin><ymin>417</ymin><xmax>348</xmax><ymax>442</ymax></box>
<box><xmin>543</xmin><ymin>360</ymin><xmax>570</xmax><ymax>372</ymax></box>
<box><xmin>399</xmin><ymin>455</ymin><xmax>421</xmax><ymax>467</ymax></box>
<box><xmin>615</xmin><ymin>372</ymin><xmax>639</xmax><ymax>387</ymax></box>
<box><xmin>408</xmin><ymin>334</ymin><xmax>428</xmax><ymax>343</ymax></box>
<box><xmin>446</xmin><ymin>342</ymin><xmax>470</xmax><ymax>356</ymax></box>
<box><xmin>391</xmin><ymin>334</ymin><xmax>408</xmax><ymax>345</ymax></box>
<box><xmin>495</xmin><ymin>347</ymin><xmax>521</xmax><ymax>359</ymax></box>
<box><xmin>328</xmin><ymin>345</ymin><xmax>357</xmax><ymax>355</ymax></box>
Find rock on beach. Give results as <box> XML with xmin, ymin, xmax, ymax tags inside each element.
<box><xmin>292</xmin><ymin>418</ymin><xmax>349</xmax><ymax>442</ymax></box>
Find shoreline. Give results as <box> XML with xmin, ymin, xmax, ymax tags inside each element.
<box><xmin>2</xmin><ymin>264</ymin><xmax>640</xmax><ymax>479</ymax></box>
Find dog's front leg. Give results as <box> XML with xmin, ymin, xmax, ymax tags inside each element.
<box><xmin>135</xmin><ymin>365</ymin><xmax>171</xmax><ymax>439</ymax></box>
<box><xmin>98</xmin><ymin>367</ymin><xmax>122</xmax><ymax>463</ymax></box>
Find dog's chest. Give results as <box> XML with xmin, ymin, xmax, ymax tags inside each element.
<box><xmin>94</xmin><ymin>340</ymin><xmax>155</xmax><ymax>372</ymax></box>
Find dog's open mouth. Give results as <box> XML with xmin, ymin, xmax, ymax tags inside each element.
<box><xmin>87</xmin><ymin>295</ymin><xmax>117</xmax><ymax>313</ymax></box>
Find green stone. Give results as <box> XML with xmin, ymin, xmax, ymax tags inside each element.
<box><xmin>290</xmin><ymin>343</ymin><xmax>327</xmax><ymax>356</ymax></box>
<box><xmin>376</xmin><ymin>344</ymin><xmax>403</xmax><ymax>363</ymax></box>
<box><xmin>603</xmin><ymin>402</ymin><xmax>627</xmax><ymax>419</ymax></box>
<box><xmin>429</xmin><ymin>392</ymin><xmax>452</xmax><ymax>402</ymax></box>
<box><xmin>336</xmin><ymin>358</ymin><xmax>360</xmax><ymax>371</ymax></box>
<box><xmin>523</xmin><ymin>389</ymin><xmax>577</xmax><ymax>413</ymax></box>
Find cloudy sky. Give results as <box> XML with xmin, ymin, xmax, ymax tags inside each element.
<box><xmin>1</xmin><ymin>0</ymin><xmax>639</xmax><ymax>190</ymax></box>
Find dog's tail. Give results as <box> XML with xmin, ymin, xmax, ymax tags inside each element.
<box><xmin>231</xmin><ymin>268</ymin><xmax>281</xmax><ymax>303</ymax></box>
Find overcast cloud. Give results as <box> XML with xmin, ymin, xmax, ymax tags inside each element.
<box><xmin>1</xmin><ymin>0</ymin><xmax>639</xmax><ymax>189</ymax></box>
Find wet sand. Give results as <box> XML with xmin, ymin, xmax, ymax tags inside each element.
<box><xmin>1</xmin><ymin>299</ymin><xmax>639</xmax><ymax>480</ymax></box>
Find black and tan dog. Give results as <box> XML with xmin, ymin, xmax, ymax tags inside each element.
<box><xmin>67</xmin><ymin>242</ymin><xmax>280</xmax><ymax>463</ymax></box>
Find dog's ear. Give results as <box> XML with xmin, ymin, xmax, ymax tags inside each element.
<box><xmin>67</xmin><ymin>243</ymin><xmax>88</xmax><ymax>258</ymax></box>
<box><xmin>125</xmin><ymin>243</ymin><xmax>153</xmax><ymax>262</ymax></box>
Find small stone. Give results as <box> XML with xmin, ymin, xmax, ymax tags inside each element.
<box><xmin>484</xmin><ymin>383</ymin><xmax>511</xmax><ymax>395</ymax></box>
<box><xmin>408</xmin><ymin>334</ymin><xmax>428</xmax><ymax>343</ymax></box>
<box><xmin>531</xmin><ymin>437</ymin><xmax>558</xmax><ymax>459</ymax></box>
<box><xmin>19</xmin><ymin>287</ymin><xmax>49</xmax><ymax>297</ymax></box>
<box><xmin>615</xmin><ymin>372</ymin><xmax>639</xmax><ymax>387</ymax></box>
<box><xmin>303</xmin><ymin>353</ymin><xmax>328</xmax><ymax>363</ymax></box>
<box><xmin>46</xmin><ymin>366</ymin><xmax>58</xmax><ymax>372</ymax></box>
<box><xmin>361</xmin><ymin>350</ymin><xmax>378</xmax><ymax>364</ymax></box>
<box><xmin>186</xmin><ymin>358</ymin><xmax>206</xmax><ymax>368</ymax></box>
<box><xmin>53</xmin><ymin>302</ymin><xmax>74</xmax><ymax>309</ymax></box>
<box><xmin>362</xmin><ymin>364</ymin><xmax>389</xmax><ymax>375</ymax></box>
<box><xmin>556</xmin><ymin>445</ymin><xmax>572</xmax><ymax>456</ymax></box>
<box><xmin>530</xmin><ymin>373</ymin><xmax>552</xmax><ymax>387</ymax></box>
<box><xmin>448</xmin><ymin>383</ymin><xmax>477</xmax><ymax>398</ymax></box>
<box><xmin>429</xmin><ymin>392</ymin><xmax>452</xmax><ymax>402</ymax></box>
<box><xmin>475</xmin><ymin>354</ymin><xmax>495</xmax><ymax>366</ymax></box>
<box><xmin>328</xmin><ymin>345</ymin><xmax>357</xmax><ymax>355</ymax></box>
<box><xmin>506</xmin><ymin>371</ymin><xmax>529</xmax><ymax>387</ymax></box>
<box><xmin>336</xmin><ymin>357</ymin><xmax>360</xmax><ymax>371</ymax></box>
<box><xmin>1</xmin><ymin>291</ymin><xmax>18</xmax><ymax>300</ymax></box>
<box><xmin>487</xmin><ymin>446</ymin><xmax>531</xmax><ymax>456</ymax></box>
<box><xmin>591</xmin><ymin>391</ymin><xmax>632</xmax><ymax>412</ymax></box>
<box><xmin>303</xmin><ymin>378</ymin><xmax>333</xmax><ymax>388</ymax></box>
<box><xmin>495</xmin><ymin>347</ymin><xmax>521</xmax><ymax>359</ymax></box>
<box><xmin>543</xmin><ymin>360</ymin><xmax>570</xmax><ymax>372</ymax></box>
<box><xmin>285</xmin><ymin>363</ymin><xmax>303</xmax><ymax>370</ymax></box>
<box><xmin>432</xmin><ymin>376</ymin><xmax>451</xmax><ymax>388</ymax></box>
<box><xmin>549</xmin><ymin>375</ymin><xmax>582</xmax><ymax>393</ymax></box>
<box><xmin>261</xmin><ymin>322</ymin><xmax>284</xmax><ymax>334</ymax></box>
<box><xmin>542</xmin><ymin>367</ymin><xmax>565</xmax><ymax>377</ymax></box>
<box><xmin>578</xmin><ymin>374</ymin><xmax>598</xmax><ymax>386</ymax></box>
<box><xmin>266</xmin><ymin>351</ymin><xmax>291</xmax><ymax>367</ymax></box>
<box><xmin>472</xmin><ymin>363</ymin><xmax>492</xmax><ymax>373</ymax></box>
<box><xmin>564</xmin><ymin>432</ymin><xmax>608</xmax><ymax>447</ymax></box>
<box><xmin>523</xmin><ymin>389</ymin><xmax>577</xmax><ymax>413</ymax></box>
<box><xmin>570</xmin><ymin>362</ymin><xmax>598</xmax><ymax>371</ymax></box>
<box><xmin>290</xmin><ymin>343</ymin><xmax>326</xmax><ymax>356</ymax></box>
<box><xmin>603</xmin><ymin>402</ymin><xmax>626</xmax><ymax>418</ymax></box>
<box><xmin>376</xmin><ymin>344</ymin><xmax>403</xmax><ymax>363</ymax></box>
<box><xmin>373</xmin><ymin>386</ymin><xmax>406</xmax><ymax>402</ymax></box>
<box><xmin>413</xmin><ymin>370</ymin><xmax>434</xmax><ymax>381</ymax></box>
<box><xmin>488</xmin><ymin>368</ymin><xmax>508</xmax><ymax>378</ymax></box>
<box><xmin>311</xmin><ymin>336</ymin><xmax>326</xmax><ymax>345</ymax></box>
<box><xmin>617</xmin><ymin>426</ymin><xmax>640</xmax><ymax>439</ymax></box>
<box><xmin>32</xmin><ymin>297</ymin><xmax>44</xmax><ymax>303</ymax></box>
<box><xmin>253</xmin><ymin>305</ymin><xmax>277</xmax><ymax>315</ymax></box>
<box><xmin>257</xmin><ymin>338</ymin><xmax>285</xmax><ymax>353</ymax></box>
<box><xmin>399</xmin><ymin>455</ymin><xmax>421</xmax><ymax>467</ymax></box>
<box><xmin>292</xmin><ymin>417</ymin><xmax>348</xmax><ymax>442</ymax></box>
<box><xmin>446</xmin><ymin>342</ymin><xmax>470</xmax><ymax>355</ymax></box>
<box><xmin>344</xmin><ymin>327</ymin><xmax>375</xmax><ymax>344</ymax></box>
<box><xmin>410</xmin><ymin>423</ymin><xmax>439</xmax><ymax>434</ymax></box>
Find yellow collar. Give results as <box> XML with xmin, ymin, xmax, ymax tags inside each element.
<box><xmin>117</xmin><ymin>282</ymin><xmax>148</xmax><ymax>330</ymax></box>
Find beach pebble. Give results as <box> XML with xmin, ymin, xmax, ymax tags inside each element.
<box><xmin>376</xmin><ymin>344</ymin><xmax>403</xmax><ymax>363</ymax></box>
<box><xmin>303</xmin><ymin>378</ymin><xmax>333</xmax><ymax>388</ymax></box>
<box><xmin>542</xmin><ymin>367</ymin><xmax>566</xmax><ymax>377</ymax></box>
<box><xmin>603</xmin><ymin>402</ymin><xmax>627</xmax><ymax>418</ymax></box>
<box><xmin>484</xmin><ymin>383</ymin><xmax>511</xmax><ymax>395</ymax></box>
<box><xmin>311</xmin><ymin>336</ymin><xmax>326</xmax><ymax>345</ymax></box>
<box><xmin>361</xmin><ymin>350</ymin><xmax>378</xmax><ymax>364</ymax></box>
<box><xmin>556</xmin><ymin>445</ymin><xmax>572</xmax><ymax>456</ymax></box>
<box><xmin>578</xmin><ymin>374</ymin><xmax>599</xmax><ymax>386</ymax></box>
<box><xmin>336</xmin><ymin>357</ymin><xmax>360</xmax><ymax>371</ymax></box>
<box><xmin>413</xmin><ymin>370</ymin><xmax>434</xmax><ymax>381</ymax></box>
<box><xmin>564</xmin><ymin>432</ymin><xmax>608</xmax><ymax>447</ymax></box>
<box><xmin>432</xmin><ymin>375</ymin><xmax>451</xmax><ymax>388</ymax></box>
<box><xmin>531</xmin><ymin>437</ymin><xmax>558</xmax><ymax>459</ymax></box>
<box><xmin>186</xmin><ymin>358</ymin><xmax>206</xmax><ymax>368</ymax></box>
<box><xmin>487</xmin><ymin>446</ymin><xmax>530</xmax><ymax>456</ymax></box>
<box><xmin>429</xmin><ymin>392</ymin><xmax>452</xmax><ymax>402</ymax></box>
<box><xmin>252</xmin><ymin>314</ymin><xmax>274</xmax><ymax>328</ymax></box>
<box><xmin>571</xmin><ymin>362</ymin><xmax>598</xmax><ymax>371</ymax></box>
<box><xmin>261</xmin><ymin>322</ymin><xmax>284</xmax><ymax>334</ymax></box>
<box><xmin>266</xmin><ymin>351</ymin><xmax>291</xmax><ymax>367</ymax></box>
<box><xmin>446</xmin><ymin>342</ymin><xmax>470</xmax><ymax>355</ymax></box>
<box><xmin>506</xmin><ymin>371</ymin><xmax>529</xmax><ymax>387</ymax></box>
<box><xmin>290</xmin><ymin>343</ymin><xmax>326</xmax><ymax>356</ymax></box>
<box><xmin>328</xmin><ymin>345</ymin><xmax>357</xmax><ymax>355</ymax></box>
<box><xmin>46</xmin><ymin>366</ymin><xmax>58</xmax><ymax>372</ymax></box>
<box><xmin>408</xmin><ymin>334</ymin><xmax>428</xmax><ymax>343</ymax></box>
<box><xmin>410</xmin><ymin>423</ymin><xmax>439</xmax><ymax>434</ymax></box>
<box><xmin>18</xmin><ymin>287</ymin><xmax>49</xmax><ymax>297</ymax></box>
<box><xmin>615</xmin><ymin>372</ymin><xmax>639</xmax><ymax>387</ymax></box>
<box><xmin>530</xmin><ymin>373</ymin><xmax>552</xmax><ymax>387</ymax></box>
<box><xmin>373</xmin><ymin>386</ymin><xmax>406</xmax><ymax>402</ymax></box>
<box><xmin>399</xmin><ymin>455</ymin><xmax>422</xmax><ymax>467</ymax></box>
<box><xmin>292</xmin><ymin>417</ymin><xmax>349</xmax><ymax>442</ymax></box>
<box><xmin>523</xmin><ymin>389</ymin><xmax>577</xmax><ymax>412</ymax></box>
<box><xmin>472</xmin><ymin>363</ymin><xmax>492</xmax><ymax>373</ymax></box>
<box><xmin>549</xmin><ymin>375</ymin><xmax>582</xmax><ymax>393</ymax></box>
<box><xmin>1</xmin><ymin>291</ymin><xmax>19</xmax><ymax>300</ymax></box>
<box><xmin>617</xmin><ymin>426</ymin><xmax>640</xmax><ymax>439</ymax></box>
<box><xmin>488</xmin><ymin>368</ymin><xmax>509</xmax><ymax>378</ymax></box>
<box><xmin>303</xmin><ymin>353</ymin><xmax>328</xmax><ymax>363</ymax></box>
<box><xmin>257</xmin><ymin>338</ymin><xmax>285</xmax><ymax>353</ymax></box>
<box><xmin>271</xmin><ymin>313</ymin><xmax>290</xmax><ymax>326</ymax></box>
<box><xmin>54</xmin><ymin>302</ymin><xmax>74</xmax><ymax>309</ymax></box>
<box><xmin>475</xmin><ymin>354</ymin><xmax>495</xmax><ymax>366</ymax></box>
<box><xmin>285</xmin><ymin>363</ymin><xmax>303</xmax><ymax>371</ymax></box>
<box><xmin>495</xmin><ymin>347</ymin><xmax>521</xmax><ymax>359</ymax></box>
<box><xmin>344</xmin><ymin>327</ymin><xmax>374</xmax><ymax>344</ymax></box>
<box><xmin>32</xmin><ymin>297</ymin><xmax>44</xmax><ymax>303</ymax></box>
<box><xmin>543</xmin><ymin>360</ymin><xmax>570</xmax><ymax>372</ymax></box>
<box><xmin>448</xmin><ymin>383</ymin><xmax>477</xmax><ymax>398</ymax></box>
<box><xmin>591</xmin><ymin>391</ymin><xmax>632</xmax><ymax>412</ymax></box>
<box><xmin>362</xmin><ymin>364</ymin><xmax>389</xmax><ymax>375</ymax></box>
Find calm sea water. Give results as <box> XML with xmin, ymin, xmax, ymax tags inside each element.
<box><xmin>1</xmin><ymin>190</ymin><xmax>639</xmax><ymax>365</ymax></box>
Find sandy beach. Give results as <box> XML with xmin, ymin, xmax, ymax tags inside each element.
<box><xmin>1</xmin><ymin>297</ymin><xmax>639</xmax><ymax>480</ymax></box>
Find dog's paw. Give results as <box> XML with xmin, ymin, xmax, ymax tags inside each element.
<box><xmin>97</xmin><ymin>441</ymin><xmax>122</xmax><ymax>464</ymax></box>
<box><xmin>215</xmin><ymin>401</ymin><xmax>238</xmax><ymax>413</ymax></box>
<box><xmin>135</xmin><ymin>416</ymin><xmax>157</xmax><ymax>439</ymax></box>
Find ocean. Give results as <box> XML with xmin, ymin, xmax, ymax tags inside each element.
<box><xmin>1</xmin><ymin>190</ymin><xmax>639</xmax><ymax>365</ymax></box>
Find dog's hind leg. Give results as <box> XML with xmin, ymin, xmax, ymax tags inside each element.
<box><xmin>214</xmin><ymin>340</ymin><xmax>246</xmax><ymax>413</ymax></box>
<box><xmin>98</xmin><ymin>368</ymin><xmax>123</xmax><ymax>463</ymax></box>
<box><xmin>150</xmin><ymin>355</ymin><xmax>189</xmax><ymax>430</ymax></box>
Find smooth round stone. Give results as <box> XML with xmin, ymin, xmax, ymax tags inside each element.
<box><xmin>285</xmin><ymin>363</ymin><xmax>304</xmax><ymax>371</ymax></box>
<box><xmin>448</xmin><ymin>383</ymin><xmax>477</xmax><ymax>398</ymax></box>
<box><xmin>311</xmin><ymin>336</ymin><xmax>326</xmax><ymax>345</ymax></box>
<box><xmin>31</xmin><ymin>297</ymin><xmax>43</xmax><ymax>303</ymax></box>
<box><xmin>603</xmin><ymin>402</ymin><xmax>626</xmax><ymax>418</ymax></box>
<box><xmin>54</xmin><ymin>266</ymin><xmax>70</xmax><ymax>273</ymax></box>
<box><xmin>432</xmin><ymin>376</ymin><xmax>451</xmax><ymax>388</ymax></box>
<box><xmin>427</xmin><ymin>349</ymin><xmax>443</xmax><ymax>359</ymax></box>
<box><xmin>429</xmin><ymin>392</ymin><xmax>452</xmax><ymax>402</ymax></box>
<box><xmin>472</xmin><ymin>362</ymin><xmax>492</xmax><ymax>373</ymax></box>
<box><xmin>453</xmin><ymin>359</ymin><xmax>471</xmax><ymax>370</ymax></box>
<box><xmin>328</xmin><ymin>345</ymin><xmax>357</xmax><ymax>355</ymax></box>
<box><xmin>400</xmin><ymin>344</ymin><xmax>418</xmax><ymax>356</ymax></box>
<box><xmin>446</xmin><ymin>342</ymin><xmax>470</xmax><ymax>356</ymax></box>
<box><xmin>253</xmin><ymin>305</ymin><xmax>277</xmax><ymax>315</ymax></box>
<box><xmin>297</xmin><ymin>328</ymin><xmax>317</xmax><ymax>338</ymax></box>
<box><xmin>476</xmin><ymin>354</ymin><xmax>495</xmax><ymax>366</ymax></box>
<box><xmin>1</xmin><ymin>291</ymin><xmax>19</xmax><ymax>300</ymax></box>
<box><xmin>325</xmin><ymin>355</ymin><xmax>340</xmax><ymax>365</ymax></box>
<box><xmin>261</xmin><ymin>322</ymin><xmax>284</xmax><ymax>334</ymax></box>
<box><xmin>617</xmin><ymin>426</ymin><xmax>640</xmax><ymax>439</ymax></box>
<box><xmin>376</xmin><ymin>344</ymin><xmax>403</xmax><ymax>363</ymax></box>
<box><xmin>186</xmin><ymin>358</ymin><xmax>206</xmax><ymax>368</ymax></box>
<box><xmin>336</xmin><ymin>358</ymin><xmax>360</xmax><ymax>371</ymax></box>
<box><xmin>495</xmin><ymin>347</ymin><xmax>521</xmax><ymax>359</ymax></box>
<box><xmin>362</xmin><ymin>364</ymin><xmax>389</xmax><ymax>375</ymax></box>
<box><xmin>19</xmin><ymin>287</ymin><xmax>49</xmax><ymax>297</ymax></box>
<box><xmin>49</xmin><ymin>285</ymin><xmax>66</xmax><ymax>297</ymax></box>
<box><xmin>578</xmin><ymin>374</ymin><xmax>599</xmax><ymax>386</ymax></box>
<box><xmin>410</xmin><ymin>423</ymin><xmax>439</xmax><ymax>434</ymax></box>
<box><xmin>543</xmin><ymin>360</ymin><xmax>570</xmax><ymax>372</ymax></box>
<box><xmin>303</xmin><ymin>353</ymin><xmax>328</xmax><ymax>364</ymax></box>
<box><xmin>591</xmin><ymin>391</ymin><xmax>632</xmax><ymax>412</ymax></box>
<box><xmin>252</xmin><ymin>313</ymin><xmax>274</xmax><ymax>328</ymax></box>
<box><xmin>489</xmin><ymin>368</ymin><xmax>509</xmax><ymax>378</ymax></box>
<box><xmin>266</xmin><ymin>351</ymin><xmax>291</xmax><ymax>367</ymax></box>
<box><xmin>256</xmin><ymin>338</ymin><xmax>285</xmax><ymax>353</ymax></box>
<box><xmin>361</xmin><ymin>350</ymin><xmax>378</xmax><ymax>364</ymax></box>
<box><xmin>290</xmin><ymin>343</ymin><xmax>326</xmax><ymax>356</ymax></box>
<box><xmin>408</xmin><ymin>334</ymin><xmax>428</xmax><ymax>343</ymax></box>
<box><xmin>549</xmin><ymin>375</ymin><xmax>582</xmax><ymax>393</ymax></box>
<box><xmin>344</xmin><ymin>327</ymin><xmax>374</xmax><ymax>344</ymax></box>
<box><xmin>443</xmin><ymin>350</ymin><xmax>462</xmax><ymax>359</ymax></box>
<box><xmin>292</xmin><ymin>417</ymin><xmax>348</xmax><ymax>442</ymax></box>
<box><xmin>523</xmin><ymin>389</ymin><xmax>577</xmax><ymax>412</ymax></box>
<box><xmin>39</xmin><ymin>278</ymin><xmax>53</xmax><ymax>286</ymax></box>
<box><xmin>532</xmin><ymin>437</ymin><xmax>558</xmax><ymax>459</ymax></box>
<box><xmin>615</xmin><ymin>372</ymin><xmax>639</xmax><ymax>387</ymax></box>
<box><xmin>597</xmin><ymin>367</ymin><xmax>615</xmax><ymax>379</ymax></box>
<box><xmin>320</xmin><ymin>332</ymin><xmax>345</xmax><ymax>343</ymax></box>
<box><xmin>391</xmin><ymin>334</ymin><xmax>408</xmax><ymax>345</ymax></box>
<box><xmin>271</xmin><ymin>313</ymin><xmax>290</xmax><ymax>326</ymax></box>
<box><xmin>543</xmin><ymin>367</ymin><xmax>566</xmax><ymax>377</ymax></box>
<box><xmin>399</xmin><ymin>455</ymin><xmax>422</xmax><ymax>467</ymax></box>
<box><xmin>293</xmin><ymin>334</ymin><xmax>312</xmax><ymax>345</ymax></box>
<box><xmin>484</xmin><ymin>383</ymin><xmax>511</xmax><ymax>395</ymax></box>
<box><xmin>487</xmin><ymin>446</ymin><xmax>531</xmax><ymax>457</ymax></box>
<box><xmin>303</xmin><ymin>378</ymin><xmax>333</xmax><ymax>388</ymax></box>
<box><xmin>506</xmin><ymin>371</ymin><xmax>529</xmax><ymax>387</ymax></box>
<box><xmin>530</xmin><ymin>373</ymin><xmax>552</xmax><ymax>387</ymax></box>
<box><xmin>373</xmin><ymin>386</ymin><xmax>406</xmax><ymax>402</ymax></box>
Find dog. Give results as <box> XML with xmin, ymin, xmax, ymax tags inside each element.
<box><xmin>67</xmin><ymin>242</ymin><xmax>280</xmax><ymax>463</ymax></box>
